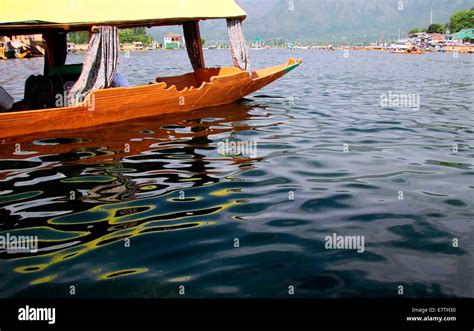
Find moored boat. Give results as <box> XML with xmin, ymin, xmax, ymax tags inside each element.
<box><xmin>0</xmin><ymin>0</ymin><xmax>301</xmax><ymax>138</ymax></box>
<box><xmin>389</xmin><ymin>39</ymin><xmax>425</xmax><ymax>54</ymax></box>
<box><xmin>391</xmin><ymin>46</ymin><xmax>425</xmax><ymax>55</ymax></box>
<box><xmin>391</xmin><ymin>49</ymin><xmax>425</xmax><ymax>54</ymax></box>
<box><xmin>0</xmin><ymin>41</ymin><xmax>15</xmax><ymax>59</ymax></box>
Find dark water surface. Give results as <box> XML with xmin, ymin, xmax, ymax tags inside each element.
<box><xmin>0</xmin><ymin>50</ymin><xmax>473</xmax><ymax>298</ymax></box>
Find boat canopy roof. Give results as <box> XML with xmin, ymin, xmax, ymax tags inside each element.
<box><xmin>0</xmin><ymin>0</ymin><xmax>246</xmax><ymax>34</ymax></box>
<box><xmin>451</xmin><ymin>28</ymin><xmax>473</xmax><ymax>40</ymax></box>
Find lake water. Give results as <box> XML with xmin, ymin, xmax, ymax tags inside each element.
<box><xmin>0</xmin><ymin>49</ymin><xmax>473</xmax><ymax>298</ymax></box>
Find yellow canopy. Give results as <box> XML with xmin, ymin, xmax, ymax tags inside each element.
<box><xmin>0</xmin><ymin>0</ymin><xmax>246</xmax><ymax>33</ymax></box>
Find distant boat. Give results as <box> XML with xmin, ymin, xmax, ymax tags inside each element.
<box><xmin>295</xmin><ymin>45</ymin><xmax>310</xmax><ymax>50</ymax></box>
<box><xmin>17</xmin><ymin>50</ymin><xmax>32</xmax><ymax>58</ymax></box>
<box><xmin>132</xmin><ymin>42</ymin><xmax>145</xmax><ymax>51</ymax></box>
<box><xmin>0</xmin><ymin>40</ymin><xmax>34</xmax><ymax>59</ymax></box>
<box><xmin>389</xmin><ymin>39</ymin><xmax>424</xmax><ymax>54</ymax></box>
<box><xmin>0</xmin><ymin>41</ymin><xmax>15</xmax><ymax>59</ymax></box>
<box><xmin>67</xmin><ymin>42</ymin><xmax>76</xmax><ymax>53</ymax></box>
<box><xmin>392</xmin><ymin>49</ymin><xmax>425</xmax><ymax>54</ymax></box>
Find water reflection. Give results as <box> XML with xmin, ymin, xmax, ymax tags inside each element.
<box><xmin>1</xmin><ymin>50</ymin><xmax>472</xmax><ymax>298</ymax></box>
<box><xmin>0</xmin><ymin>103</ymin><xmax>259</xmax><ymax>286</ymax></box>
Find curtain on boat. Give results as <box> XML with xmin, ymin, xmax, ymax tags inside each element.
<box><xmin>226</xmin><ymin>18</ymin><xmax>250</xmax><ymax>71</ymax></box>
<box><xmin>183</xmin><ymin>21</ymin><xmax>205</xmax><ymax>70</ymax></box>
<box><xmin>67</xmin><ymin>26</ymin><xmax>118</xmax><ymax>106</ymax></box>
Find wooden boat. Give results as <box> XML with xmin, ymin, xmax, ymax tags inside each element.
<box><xmin>0</xmin><ymin>0</ymin><xmax>302</xmax><ymax>139</ymax></box>
<box><xmin>0</xmin><ymin>60</ymin><xmax>301</xmax><ymax>139</ymax></box>
<box><xmin>0</xmin><ymin>39</ymin><xmax>35</xmax><ymax>59</ymax></box>
<box><xmin>391</xmin><ymin>49</ymin><xmax>425</xmax><ymax>55</ymax></box>
<box><xmin>17</xmin><ymin>50</ymin><xmax>32</xmax><ymax>58</ymax></box>
<box><xmin>0</xmin><ymin>45</ymin><xmax>15</xmax><ymax>60</ymax></box>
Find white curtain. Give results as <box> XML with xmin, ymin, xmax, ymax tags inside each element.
<box><xmin>227</xmin><ymin>19</ymin><xmax>250</xmax><ymax>71</ymax></box>
<box><xmin>67</xmin><ymin>26</ymin><xmax>118</xmax><ymax>106</ymax></box>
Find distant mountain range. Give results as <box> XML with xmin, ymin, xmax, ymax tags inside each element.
<box><xmin>150</xmin><ymin>0</ymin><xmax>474</xmax><ymax>44</ymax></box>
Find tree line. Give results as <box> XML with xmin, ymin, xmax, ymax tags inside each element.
<box><xmin>67</xmin><ymin>28</ymin><xmax>153</xmax><ymax>45</ymax></box>
<box><xmin>409</xmin><ymin>7</ymin><xmax>474</xmax><ymax>35</ymax></box>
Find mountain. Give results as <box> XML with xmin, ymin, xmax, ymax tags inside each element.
<box><xmin>241</xmin><ymin>0</ymin><xmax>474</xmax><ymax>42</ymax></box>
<box><xmin>149</xmin><ymin>0</ymin><xmax>474</xmax><ymax>44</ymax></box>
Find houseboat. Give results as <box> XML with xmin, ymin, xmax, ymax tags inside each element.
<box><xmin>0</xmin><ymin>0</ymin><xmax>302</xmax><ymax>138</ymax></box>
<box><xmin>163</xmin><ymin>33</ymin><xmax>184</xmax><ymax>49</ymax></box>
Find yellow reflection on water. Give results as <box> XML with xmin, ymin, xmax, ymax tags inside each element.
<box><xmin>169</xmin><ymin>276</ymin><xmax>192</xmax><ymax>283</ymax></box>
<box><xmin>8</xmin><ymin>184</ymin><xmax>239</xmax><ymax>281</ymax></box>
<box><xmin>98</xmin><ymin>268</ymin><xmax>149</xmax><ymax>280</ymax></box>
<box><xmin>13</xmin><ymin>220</ymin><xmax>217</xmax><ymax>274</ymax></box>
<box><xmin>30</xmin><ymin>274</ymin><xmax>58</xmax><ymax>285</ymax></box>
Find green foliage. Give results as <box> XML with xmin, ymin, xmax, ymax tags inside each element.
<box><xmin>119</xmin><ymin>28</ymin><xmax>154</xmax><ymax>46</ymax></box>
<box><xmin>409</xmin><ymin>7</ymin><xmax>472</xmax><ymax>35</ymax></box>
<box><xmin>201</xmin><ymin>38</ymin><xmax>206</xmax><ymax>46</ymax></box>
<box><xmin>68</xmin><ymin>28</ymin><xmax>154</xmax><ymax>46</ymax></box>
<box><xmin>427</xmin><ymin>23</ymin><xmax>446</xmax><ymax>34</ymax></box>
<box><xmin>449</xmin><ymin>7</ymin><xmax>474</xmax><ymax>33</ymax></box>
<box><xmin>409</xmin><ymin>28</ymin><xmax>427</xmax><ymax>34</ymax></box>
<box><xmin>67</xmin><ymin>31</ymin><xmax>89</xmax><ymax>44</ymax></box>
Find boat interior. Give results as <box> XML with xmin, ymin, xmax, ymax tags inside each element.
<box><xmin>155</xmin><ymin>64</ymin><xmax>287</xmax><ymax>91</ymax></box>
<box><xmin>49</xmin><ymin>61</ymin><xmax>258</xmax><ymax>91</ymax></box>
<box><xmin>156</xmin><ymin>60</ymin><xmax>300</xmax><ymax>91</ymax></box>
<box><xmin>157</xmin><ymin>66</ymin><xmax>246</xmax><ymax>90</ymax></box>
